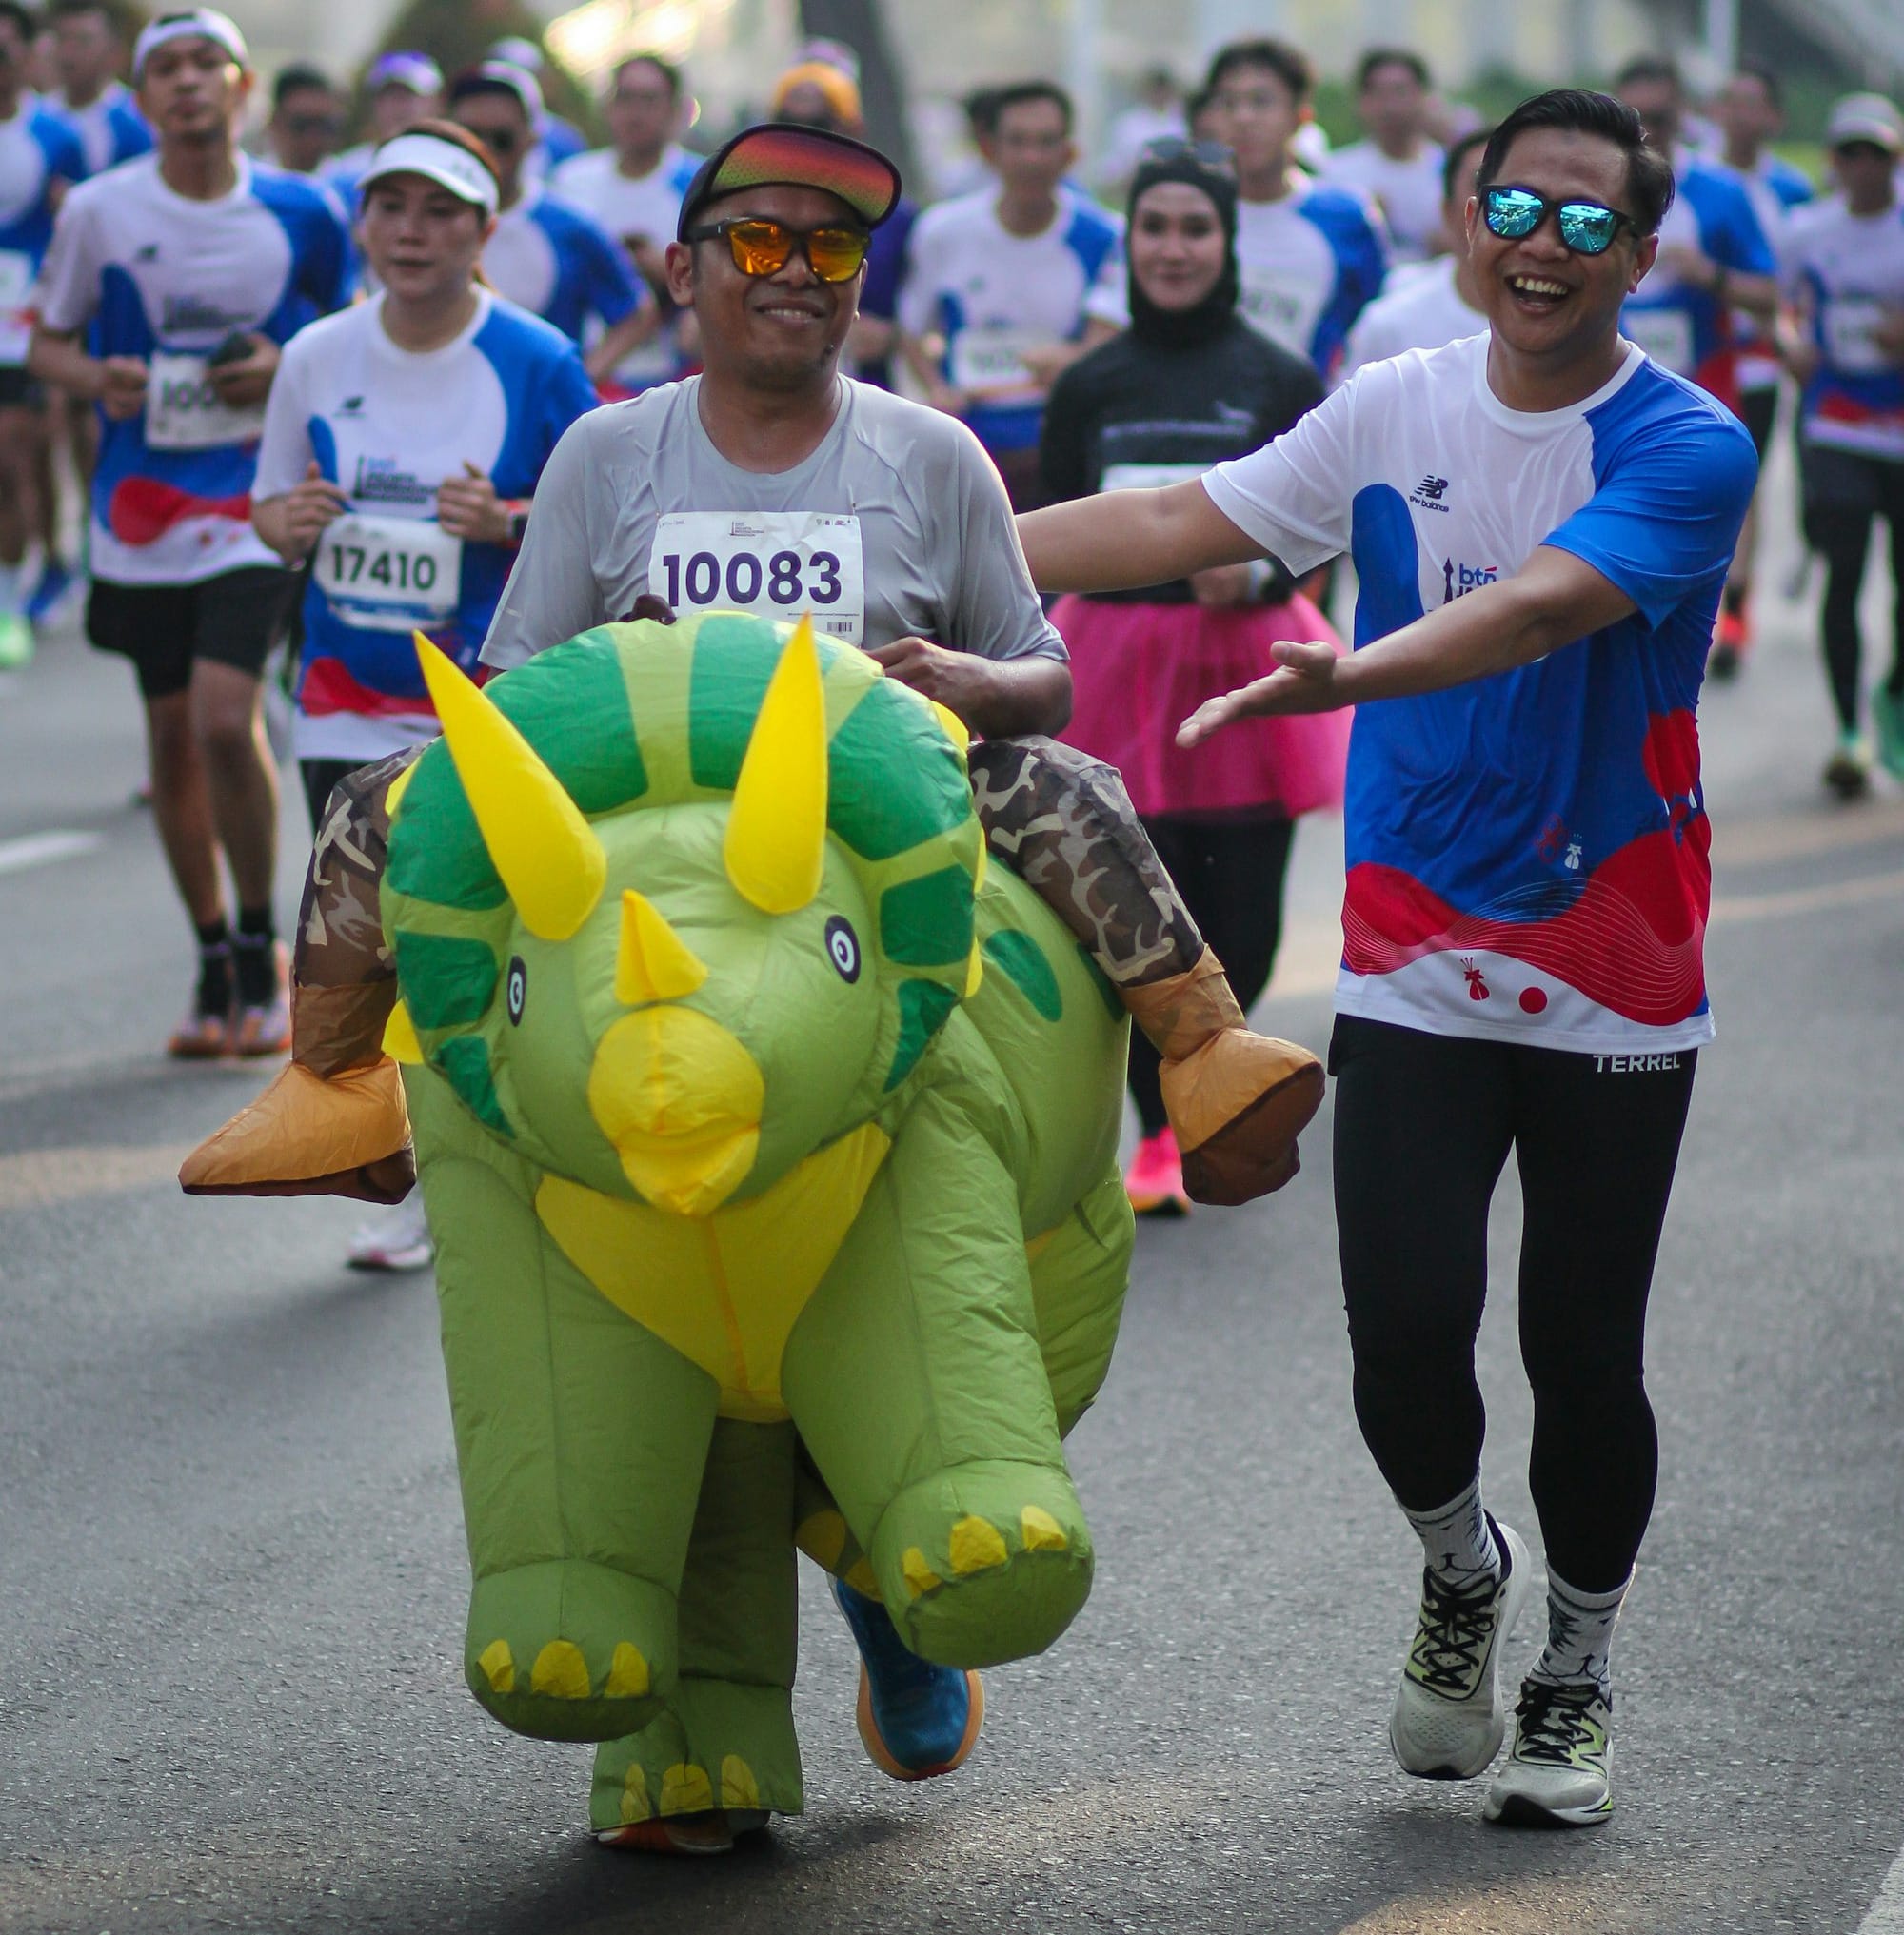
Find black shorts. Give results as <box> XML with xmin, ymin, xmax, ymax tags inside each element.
<box><xmin>1736</xmin><ymin>384</ymin><xmax>1777</xmax><ymax>461</ymax></box>
<box><xmin>88</xmin><ymin>566</ymin><xmax>301</xmax><ymax>701</ymax></box>
<box><xmin>0</xmin><ymin>366</ymin><xmax>45</xmax><ymax>410</ymax></box>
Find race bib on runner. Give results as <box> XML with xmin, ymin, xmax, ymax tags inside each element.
<box><xmin>314</xmin><ymin>512</ymin><xmax>463</xmax><ymax>633</ymax></box>
<box><xmin>649</xmin><ymin>512</ymin><xmax>866</xmax><ymax>644</ymax></box>
<box><xmin>1100</xmin><ymin>462</ymin><xmax>1208</xmax><ymax>493</ymax></box>
<box><xmin>948</xmin><ymin>326</ymin><xmax>1048</xmax><ymax>399</ymax></box>
<box><xmin>1238</xmin><ymin>264</ymin><xmax>1325</xmax><ymax>361</ymax></box>
<box><xmin>145</xmin><ymin>350</ymin><xmax>268</xmax><ymax>451</ymax></box>
<box><xmin>0</xmin><ymin>250</ymin><xmax>32</xmax><ymax>369</ymax></box>
<box><xmin>1624</xmin><ymin>306</ymin><xmax>1696</xmax><ymax>374</ymax></box>
<box><xmin>1822</xmin><ymin>298</ymin><xmax>1895</xmax><ymax>377</ymax></box>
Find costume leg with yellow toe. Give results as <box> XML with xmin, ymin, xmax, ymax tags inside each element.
<box><xmin>966</xmin><ymin>738</ymin><xmax>1323</xmax><ymax>1203</ymax></box>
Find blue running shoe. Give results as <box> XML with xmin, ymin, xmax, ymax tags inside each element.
<box><xmin>26</xmin><ymin>557</ymin><xmax>71</xmax><ymax>625</ymax></box>
<box><xmin>830</xmin><ymin>1576</ymin><xmax>983</xmax><ymax>1782</ymax></box>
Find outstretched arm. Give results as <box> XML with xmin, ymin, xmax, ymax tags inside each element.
<box><xmin>1016</xmin><ymin>478</ymin><xmax>1263</xmax><ymax>594</ymax></box>
<box><xmin>1178</xmin><ymin>545</ymin><xmax>1636</xmax><ymax>744</ymax></box>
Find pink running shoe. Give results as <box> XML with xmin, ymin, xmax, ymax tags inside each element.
<box><xmin>1125</xmin><ymin>1127</ymin><xmax>1190</xmax><ymax>1217</ymax></box>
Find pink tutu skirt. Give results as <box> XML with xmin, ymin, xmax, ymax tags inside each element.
<box><xmin>1052</xmin><ymin>591</ymin><xmax>1351</xmax><ymax>819</ymax></box>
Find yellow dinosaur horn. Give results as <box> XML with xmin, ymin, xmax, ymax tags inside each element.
<box><xmin>413</xmin><ymin>633</ymin><xmax>606</xmax><ymax>941</ymax></box>
<box><xmin>724</xmin><ymin>618</ymin><xmax>828</xmax><ymax>915</ymax></box>
<box><xmin>616</xmin><ymin>890</ymin><xmax>707</xmax><ymax>1004</ymax></box>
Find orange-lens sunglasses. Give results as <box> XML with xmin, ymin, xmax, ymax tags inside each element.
<box><xmin>684</xmin><ymin>216</ymin><xmax>871</xmax><ymax>283</ymax></box>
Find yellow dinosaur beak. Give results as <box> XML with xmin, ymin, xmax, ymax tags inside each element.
<box><xmin>587</xmin><ymin>1006</ymin><xmax>764</xmax><ymax>1216</ymax></box>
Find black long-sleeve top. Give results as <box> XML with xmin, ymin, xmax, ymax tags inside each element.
<box><xmin>1039</xmin><ymin>315</ymin><xmax>1324</xmax><ymax>604</ymax></box>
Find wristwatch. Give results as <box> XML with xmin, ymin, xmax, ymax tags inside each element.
<box><xmin>505</xmin><ymin>503</ymin><xmax>531</xmax><ymax>547</ymax></box>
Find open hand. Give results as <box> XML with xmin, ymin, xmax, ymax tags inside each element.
<box><xmin>1176</xmin><ymin>639</ymin><xmax>1339</xmax><ymax>746</ymax></box>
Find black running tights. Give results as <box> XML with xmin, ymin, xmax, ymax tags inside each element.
<box><xmin>1801</xmin><ymin>442</ymin><xmax>1904</xmax><ymax>733</ymax></box>
<box><xmin>1331</xmin><ymin>1016</ymin><xmax>1696</xmax><ymax>1593</ymax></box>
<box><xmin>1127</xmin><ymin>813</ymin><xmax>1295</xmax><ymax>1135</ymax></box>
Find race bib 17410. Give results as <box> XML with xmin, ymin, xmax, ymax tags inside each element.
<box><xmin>145</xmin><ymin>350</ymin><xmax>268</xmax><ymax>451</ymax></box>
<box><xmin>648</xmin><ymin>511</ymin><xmax>866</xmax><ymax>644</ymax></box>
<box><xmin>314</xmin><ymin>512</ymin><xmax>463</xmax><ymax>633</ymax></box>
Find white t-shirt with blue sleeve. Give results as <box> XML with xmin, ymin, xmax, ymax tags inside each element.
<box><xmin>1202</xmin><ymin>334</ymin><xmax>1757</xmax><ymax>1054</ymax></box>
<box><xmin>252</xmin><ymin>288</ymin><xmax>599</xmax><ymax>762</ymax></box>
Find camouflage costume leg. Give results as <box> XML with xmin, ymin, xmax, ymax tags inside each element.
<box><xmin>178</xmin><ymin>750</ymin><xmax>423</xmax><ymax>1204</ymax></box>
<box><xmin>967</xmin><ymin>738</ymin><xmax>1323</xmax><ymax>1204</ymax></box>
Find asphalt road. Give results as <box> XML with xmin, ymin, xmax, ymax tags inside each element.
<box><xmin>3</xmin><ymin>459</ymin><xmax>1902</xmax><ymax>1933</ymax></box>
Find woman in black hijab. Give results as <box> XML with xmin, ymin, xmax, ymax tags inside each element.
<box><xmin>1041</xmin><ymin>139</ymin><xmax>1349</xmax><ymax>1215</ymax></box>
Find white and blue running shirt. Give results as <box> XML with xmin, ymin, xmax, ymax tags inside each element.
<box><xmin>34</xmin><ymin>153</ymin><xmax>353</xmax><ymax>584</ymax></box>
<box><xmin>0</xmin><ymin>100</ymin><xmax>85</xmax><ymax>366</ymax></box>
<box><xmin>480</xmin><ymin>183</ymin><xmax>647</xmax><ymax>349</ymax></box>
<box><xmin>548</xmin><ymin>142</ymin><xmax>698</xmax><ymax>391</ymax></box>
<box><xmin>1089</xmin><ymin>176</ymin><xmax>1388</xmax><ymax>381</ymax></box>
<box><xmin>1204</xmin><ymin>334</ymin><xmax>1757</xmax><ymax>1053</ymax></box>
<box><xmin>253</xmin><ymin>289</ymin><xmax>598</xmax><ymax>762</ymax></box>
<box><xmin>48</xmin><ymin>82</ymin><xmax>150</xmax><ymax>176</ymax></box>
<box><xmin>899</xmin><ymin>187</ymin><xmax>1123</xmax><ymax>457</ymax></box>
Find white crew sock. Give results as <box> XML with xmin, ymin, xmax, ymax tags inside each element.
<box><xmin>1530</xmin><ymin>1569</ymin><xmax>1631</xmax><ymax>1701</ymax></box>
<box><xmin>1401</xmin><ymin>1476</ymin><xmax>1502</xmax><ymax>1587</ymax></box>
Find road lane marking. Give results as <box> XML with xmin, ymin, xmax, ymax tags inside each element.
<box><xmin>0</xmin><ymin>829</ymin><xmax>104</xmax><ymax>877</ymax></box>
<box><xmin>0</xmin><ymin>1143</ymin><xmax>196</xmax><ymax>1211</ymax></box>
<box><xmin>1858</xmin><ymin>1850</ymin><xmax>1904</xmax><ymax>1932</ymax></box>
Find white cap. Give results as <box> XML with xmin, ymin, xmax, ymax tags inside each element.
<box><xmin>487</xmin><ymin>36</ymin><xmax>545</xmax><ymax>76</ymax></box>
<box><xmin>1825</xmin><ymin>92</ymin><xmax>1903</xmax><ymax>155</ymax></box>
<box><xmin>358</xmin><ymin>131</ymin><xmax>501</xmax><ymax>217</ymax></box>
<box><xmin>466</xmin><ymin>59</ymin><xmax>544</xmax><ymax>124</ymax></box>
<box><xmin>132</xmin><ymin>8</ymin><xmax>248</xmax><ymax>80</ymax></box>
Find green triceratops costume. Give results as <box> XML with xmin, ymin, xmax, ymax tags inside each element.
<box><xmin>376</xmin><ymin>610</ymin><xmax>1134</xmax><ymax>1830</ymax></box>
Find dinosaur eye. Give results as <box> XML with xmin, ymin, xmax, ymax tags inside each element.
<box><xmin>823</xmin><ymin>917</ymin><xmax>861</xmax><ymax>983</ymax></box>
<box><xmin>506</xmin><ymin>955</ymin><xmax>527</xmax><ymax>1024</ymax></box>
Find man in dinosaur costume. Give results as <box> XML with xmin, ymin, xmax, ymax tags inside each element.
<box><xmin>203</xmin><ymin>610</ymin><xmax>1137</xmax><ymax>1846</ymax></box>
<box><xmin>185</xmin><ymin>121</ymin><xmax>1324</xmax><ymax>1847</ymax></box>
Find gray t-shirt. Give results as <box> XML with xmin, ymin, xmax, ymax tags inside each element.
<box><xmin>481</xmin><ymin>375</ymin><xmax>1065</xmax><ymax>669</ymax></box>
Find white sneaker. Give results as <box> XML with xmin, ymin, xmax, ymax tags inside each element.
<box><xmin>347</xmin><ymin>1190</ymin><xmax>433</xmax><ymax>1272</ymax></box>
<box><xmin>1388</xmin><ymin>1519</ymin><xmax>1532</xmax><ymax>1780</ymax></box>
<box><xmin>1484</xmin><ymin>1680</ymin><xmax>1614</xmax><ymax>1827</ymax></box>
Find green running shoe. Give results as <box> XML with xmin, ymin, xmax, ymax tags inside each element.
<box><xmin>0</xmin><ymin>610</ymin><xmax>34</xmax><ymax>671</ymax></box>
<box><xmin>1484</xmin><ymin>1679</ymin><xmax>1614</xmax><ymax>1827</ymax></box>
<box><xmin>1388</xmin><ymin>1519</ymin><xmax>1532</xmax><ymax>1780</ymax></box>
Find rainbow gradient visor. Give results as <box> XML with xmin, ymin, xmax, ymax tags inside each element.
<box><xmin>676</xmin><ymin>122</ymin><xmax>902</xmax><ymax>239</ymax></box>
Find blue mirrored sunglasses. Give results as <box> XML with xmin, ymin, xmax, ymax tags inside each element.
<box><xmin>1481</xmin><ymin>185</ymin><xmax>1636</xmax><ymax>256</ymax></box>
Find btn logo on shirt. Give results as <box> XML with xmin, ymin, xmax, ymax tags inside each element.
<box><xmin>1440</xmin><ymin>557</ymin><xmax>1498</xmax><ymax>603</ymax></box>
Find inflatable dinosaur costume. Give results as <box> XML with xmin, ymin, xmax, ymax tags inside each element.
<box><xmin>274</xmin><ymin>611</ymin><xmax>1137</xmax><ymax>1829</ymax></box>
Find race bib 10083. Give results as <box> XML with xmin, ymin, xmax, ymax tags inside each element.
<box><xmin>314</xmin><ymin>512</ymin><xmax>463</xmax><ymax>633</ymax></box>
<box><xmin>648</xmin><ymin>511</ymin><xmax>866</xmax><ymax>644</ymax></box>
<box><xmin>145</xmin><ymin>350</ymin><xmax>268</xmax><ymax>451</ymax></box>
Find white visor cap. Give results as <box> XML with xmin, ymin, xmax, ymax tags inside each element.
<box><xmin>132</xmin><ymin>9</ymin><xmax>249</xmax><ymax>79</ymax></box>
<box><xmin>359</xmin><ymin>132</ymin><xmax>502</xmax><ymax>218</ymax></box>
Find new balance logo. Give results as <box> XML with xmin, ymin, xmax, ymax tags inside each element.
<box><xmin>335</xmin><ymin>395</ymin><xmax>365</xmax><ymax>416</ymax></box>
<box><xmin>133</xmin><ymin>244</ymin><xmax>158</xmax><ymax>262</ymax></box>
<box><xmin>1410</xmin><ymin>474</ymin><xmax>1453</xmax><ymax>513</ymax></box>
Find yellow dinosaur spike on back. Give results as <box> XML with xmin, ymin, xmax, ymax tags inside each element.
<box><xmin>616</xmin><ymin>890</ymin><xmax>708</xmax><ymax>1005</ymax></box>
<box><xmin>413</xmin><ymin>632</ymin><xmax>606</xmax><ymax>941</ymax></box>
<box><xmin>724</xmin><ymin>618</ymin><xmax>829</xmax><ymax>916</ymax></box>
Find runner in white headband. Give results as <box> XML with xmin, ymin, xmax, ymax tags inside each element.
<box><xmin>130</xmin><ymin>8</ymin><xmax>248</xmax><ymax>80</ymax></box>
